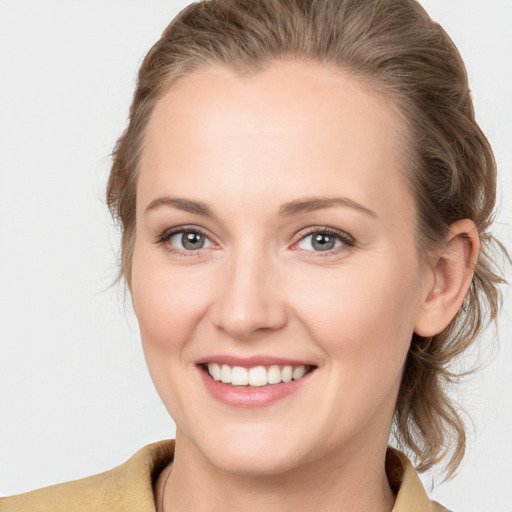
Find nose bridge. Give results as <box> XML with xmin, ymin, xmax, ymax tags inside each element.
<box><xmin>211</xmin><ymin>241</ymin><xmax>287</xmax><ymax>339</ymax></box>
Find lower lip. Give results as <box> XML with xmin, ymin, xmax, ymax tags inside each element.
<box><xmin>199</xmin><ymin>368</ymin><xmax>313</xmax><ymax>408</ymax></box>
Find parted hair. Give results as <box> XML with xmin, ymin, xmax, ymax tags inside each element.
<box><xmin>107</xmin><ymin>0</ymin><xmax>506</xmax><ymax>476</ymax></box>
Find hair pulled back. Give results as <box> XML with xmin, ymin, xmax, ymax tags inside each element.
<box><xmin>107</xmin><ymin>0</ymin><xmax>506</xmax><ymax>476</ymax></box>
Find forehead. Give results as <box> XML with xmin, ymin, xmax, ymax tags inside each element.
<box><xmin>139</xmin><ymin>61</ymin><xmax>413</xmax><ymax>220</ymax></box>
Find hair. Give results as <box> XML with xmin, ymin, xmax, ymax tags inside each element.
<box><xmin>107</xmin><ymin>0</ymin><xmax>506</xmax><ymax>476</ymax></box>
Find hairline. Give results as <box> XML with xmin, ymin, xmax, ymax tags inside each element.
<box><xmin>124</xmin><ymin>57</ymin><xmax>430</xmax><ymax>286</ymax></box>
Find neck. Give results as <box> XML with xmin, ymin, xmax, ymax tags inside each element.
<box><xmin>159</xmin><ymin>432</ymin><xmax>395</xmax><ymax>512</ymax></box>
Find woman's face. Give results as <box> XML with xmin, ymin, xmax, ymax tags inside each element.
<box><xmin>132</xmin><ymin>61</ymin><xmax>433</xmax><ymax>475</ymax></box>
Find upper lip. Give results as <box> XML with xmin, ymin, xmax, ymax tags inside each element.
<box><xmin>196</xmin><ymin>355</ymin><xmax>317</xmax><ymax>368</ymax></box>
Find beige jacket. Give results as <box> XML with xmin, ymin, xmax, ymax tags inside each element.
<box><xmin>1</xmin><ymin>440</ymin><xmax>450</xmax><ymax>511</ymax></box>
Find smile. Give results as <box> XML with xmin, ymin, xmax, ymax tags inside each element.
<box><xmin>199</xmin><ymin>360</ymin><xmax>317</xmax><ymax>407</ymax></box>
<box><xmin>205</xmin><ymin>363</ymin><xmax>314</xmax><ymax>387</ymax></box>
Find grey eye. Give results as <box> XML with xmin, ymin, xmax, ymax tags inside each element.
<box><xmin>183</xmin><ymin>232</ymin><xmax>204</xmax><ymax>250</ymax></box>
<box><xmin>170</xmin><ymin>231</ymin><xmax>212</xmax><ymax>251</ymax></box>
<box><xmin>297</xmin><ymin>232</ymin><xmax>344</xmax><ymax>252</ymax></box>
<box><xmin>311</xmin><ymin>233</ymin><xmax>336</xmax><ymax>251</ymax></box>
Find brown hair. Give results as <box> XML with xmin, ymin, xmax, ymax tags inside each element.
<box><xmin>107</xmin><ymin>0</ymin><xmax>506</xmax><ymax>476</ymax></box>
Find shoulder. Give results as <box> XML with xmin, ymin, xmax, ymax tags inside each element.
<box><xmin>431</xmin><ymin>501</ymin><xmax>452</xmax><ymax>512</ymax></box>
<box><xmin>0</xmin><ymin>440</ymin><xmax>175</xmax><ymax>512</ymax></box>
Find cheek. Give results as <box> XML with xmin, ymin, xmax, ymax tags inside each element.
<box><xmin>130</xmin><ymin>244</ymin><xmax>217</xmax><ymax>422</ymax></box>
<box><xmin>131</xmin><ymin>245</ymin><xmax>213</xmax><ymax>353</ymax></box>
<box><xmin>287</xmin><ymin>259</ymin><xmax>423</xmax><ymax>364</ymax></box>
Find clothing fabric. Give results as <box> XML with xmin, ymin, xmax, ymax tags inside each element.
<box><xmin>1</xmin><ymin>440</ymin><xmax>450</xmax><ymax>511</ymax></box>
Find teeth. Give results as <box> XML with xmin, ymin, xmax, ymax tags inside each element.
<box><xmin>209</xmin><ymin>363</ymin><xmax>222</xmax><ymax>381</ymax></box>
<box><xmin>292</xmin><ymin>366</ymin><xmax>307</xmax><ymax>380</ymax></box>
<box><xmin>220</xmin><ymin>364</ymin><xmax>231</xmax><ymax>384</ymax></box>
<box><xmin>267</xmin><ymin>365</ymin><xmax>281</xmax><ymax>384</ymax></box>
<box><xmin>207</xmin><ymin>363</ymin><xmax>310</xmax><ymax>386</ymax></box>
<box><xmin>231</xmin><ymin>366</ymin><xmax>249</xmax><ymax>386</ymax></box>
<box><xmin>281</xmin><ymin>365</ymin><xmax>293</xmax><ymax>383</ymax></box>
<box><xmin>248</xmin><ymin>366</ymin><xmax>267</xmax><ymax>387</ymax></box>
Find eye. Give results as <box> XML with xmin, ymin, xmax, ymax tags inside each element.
<box><xmin>170</xmin><ymin>230</ymin><xmax>212</xmax><ymax>251</ymax></box>
<box><xmin>295</xmin><ymin>228</ymin><xmax>354</xmax><ymax>253</ymax></box>
<box><xmin>157</xmin><ymin>227</ymin><xmax>215</xmax><ymax>254</ymax></box>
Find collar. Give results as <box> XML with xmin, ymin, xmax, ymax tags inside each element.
<box><xmin>119</xmin><ymin>441</ymin><xmax>438</xmax><ymax>512</ymax></box>
<box><xmin>387</xmin><ymin>447</ymin><xmax>442</xmax><ymax>511</ymax></box>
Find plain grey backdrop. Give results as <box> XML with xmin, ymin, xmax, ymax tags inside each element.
<box><xmin>0</xmin><ymin>1</ymin><xmax>511</xmax><ymax>510</ymax></box>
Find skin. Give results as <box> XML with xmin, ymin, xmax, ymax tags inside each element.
<box><xmin>131</xmin><ymin>61</ymin><xmax>478</xmax><ymax>512</ymax></box>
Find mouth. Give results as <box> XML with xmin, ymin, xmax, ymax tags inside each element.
<box><xmin>202</xmin><ymin>363</ymin><xmax>316</xmax><ymax>387</ymax></box>
<box><xmin>197</xmin><ymin>357</ymin><xmax>318</xmax><ymax>407</ymax></box>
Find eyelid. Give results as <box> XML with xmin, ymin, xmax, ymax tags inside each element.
<box><xmin>155</xmin><ymin>224</ymin><xmax>209</xmax><ymax>243</ymax></box>
<box><xmin>154</xmin><ymin>224</ymin><xmax>355</xmax><ymax>257</ymax></box>
<box><xmin>292</xmin><ymin>226</ymin><xmax>356</xmax><ymax>254</ymax></box>
<box><xmin>155</xmin><ymin>225</ymin><xmax>218</xmax><ymax>255</ymax></box>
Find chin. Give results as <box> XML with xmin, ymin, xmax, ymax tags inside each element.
<box><xmin>209</xmin><ymin>445</ymin><xmax>305</xmax><ymax>477</ymax></box>
<box><xmin>182</xmin><ymin>425</ymin><xmax>311</xmax><ymax>477</ymax></box>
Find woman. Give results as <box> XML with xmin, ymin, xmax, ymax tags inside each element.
<box><xmin>1</xmin><ymin>0</ymin><xmax>508</xmax><ymax>510</ymax></box>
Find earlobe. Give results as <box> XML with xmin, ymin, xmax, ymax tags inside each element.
<box><xmin>414</xmin><ymin>219</ymin><xmax>480</xmax><ymax>337</ymax></box>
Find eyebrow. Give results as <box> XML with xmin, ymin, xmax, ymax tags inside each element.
<box><xmin>144</xmin><ymin>196</ymin><xmax>377</xmax><ymax>218</ymax></box>
<box><xmin>145</xmin><ymin>197</ymin><xmax>214</xmax><ymax>216</ymax></box>
<box><xmin>278</xmin><ymin>197</ymin><xmax>377</xmax><ymax>218</ymax></box>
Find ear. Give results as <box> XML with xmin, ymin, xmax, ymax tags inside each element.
<box><xmin>414</xmin><ymin>219</ymin><xmax>480</xmax><ymax>337</ymax></box>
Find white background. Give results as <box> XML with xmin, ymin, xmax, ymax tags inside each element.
<box><xmin>0</xmin><ymin>1</ymin><xmax>510</xmax><ymax>510</ymax></box>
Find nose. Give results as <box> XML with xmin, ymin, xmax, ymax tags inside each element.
<box><xmin>209</xmin><ymin>248</ymin><xmax>288</xmax><ymax>340</ymax></box>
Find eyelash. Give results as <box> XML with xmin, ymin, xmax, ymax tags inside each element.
<box><xmin>155</xmin><ymin>225</ymin><xmax>214</xmax><ymax>257</ymax></box>
<box><xmin>293</xmin><ymin>227</ymin><xmax>355</xmax><ymax>257</ymax></box>
<box><xmin>155</xmin><ymin>225</ymin><xmax>355</xmax><ymax>257</ymax></box>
